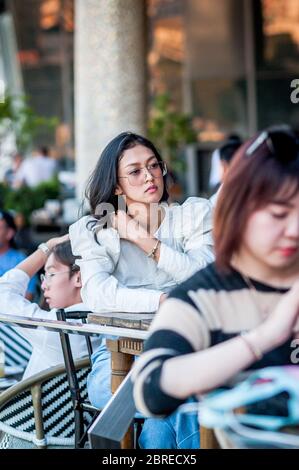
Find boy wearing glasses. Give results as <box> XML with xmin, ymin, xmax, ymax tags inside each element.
<box><xmin>0</xmin><ymin>237</ymin><xmax>110</xmax><ymax>408</ymax></box>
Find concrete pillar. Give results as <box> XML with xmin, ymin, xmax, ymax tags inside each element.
<box><xmin>75</xmin><ymin>0</ymin><xmax>147</xmax><ymax>199</ymax></box>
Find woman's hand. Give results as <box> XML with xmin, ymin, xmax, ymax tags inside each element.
<box><xmin>112</xmin><ymin>211</ymin><xmax>162</xmax><ymax>262</ymax></box>
<box><xmin>250</xmin><ymin>280</ymin><xmax>299</xmax><ymax>353</ymax></box>
<box><xmin>112</xmin><ymin>211</ymin><xmax>147</xmax><ymax>242</ymax></box>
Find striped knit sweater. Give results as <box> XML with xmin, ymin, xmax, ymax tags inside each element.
<box><xmin>132</xmin><ymin>262</ymin><xmax>295</xmax><ymax>416</ymax></box>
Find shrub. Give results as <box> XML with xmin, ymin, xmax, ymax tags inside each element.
<box><xmin>0</xmin><ymin>178</ymin><xmax>60</xmax><ymax>224</ymax></box>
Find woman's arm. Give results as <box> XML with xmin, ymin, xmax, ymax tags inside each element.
<box><xmin>155</xmin><ymin>199</ymin><xmax>214</xmax><ymax>282</ymax></box>
<box><xmin>69</xmin><ymin>217</ymin><xmax>164</xmax><ymax>313</ymax></box>
<box><xmin>161</xmin><ymin>294</ymin><xmax>299</xmax><ymax>397</ymax></box>
<box><xmin>133</xmin><ymin>281</ymin><xmax>299</xmax><ymax>416</ymax></box>
<box><xmin>160</xmin><ymin>329</ymin><xmax>266</xmax><ymax>399</ymax></box>
<box><xmin>79</xmin><ymin>269</ymin><xmax>164</xmax><ymax>313</ymax></box>
<box><xmin>113</xmin><ymin>199</ymin><xmax>214</xmax><ymax>283</ymax></box>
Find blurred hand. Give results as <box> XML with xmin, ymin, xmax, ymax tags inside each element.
<box><xmin>112</xmin><ymin>210</ymin><xmax>145</xmax><ymax>241</ymax></box>
<box><xmin>47</xmin><ymin>233</ymin><xmax>70</xmax><ymax>250</ymax></box>
<box><xmin>254</xmin><ymin>279</ymin><xmax>299</xmax><ymax>351</ymax></box>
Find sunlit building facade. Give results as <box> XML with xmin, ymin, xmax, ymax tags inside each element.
<box><xmin>1</xmin><ymin>0</ymin><xmax>299</xmax><ymax>191</ymax></box>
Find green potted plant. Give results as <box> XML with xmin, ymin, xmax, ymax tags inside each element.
<box><xmin>148</xmin><ymin>93</ymin><xmax>197</xmax><ymax>199</ymax></box>
<box><xmin>0</xmin><ymin>94</ymin><xmax>58</xmax><ymax>153</ymax></box>
<box><xmin>0</xmin><ymin>177</ymin><xmax>60</xmax><ymax>225</ymax></box>
<box><xmin>148</xmin><ymin>94</ymin><xmax>197</xmax><ymax>198</ymax></box>
<box><xmin>0</xmin><ymin>94</ymin><xmax>60</xmax><ymax>224</ymax></box>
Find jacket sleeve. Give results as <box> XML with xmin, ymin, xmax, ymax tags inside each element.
<box><xmin>69</xmin><ymin>216</ymin><xmax>162</xmax><ymax>313</ymax></box>
<box><xmin>157</xmin><ymin>197</ymin><xmax>214</xmax><ymax>283</ymax></box>
<box><xmin>132</xmin><ymin>293</ymin><xmax>210</xmax><ymax>417</ymax></box>
<box><xmin>0</xmin><ymin>268</ymin><xmax>57</xmax><ymax>344</ymax></box>
<box><xmin>0</xmin><ymin>268</ymin><xmax>48</xmax><ymax>319</ymax></box>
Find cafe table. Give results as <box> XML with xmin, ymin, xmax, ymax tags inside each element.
<box><xmin>87</xmin><ymin>312</ymin><xmax>154</xmax><ymax>393</ymax></box>
<box><xmin>0</xmin><ymin>312</ymin><xmax>154</xmax><ymax>394</ymax></box>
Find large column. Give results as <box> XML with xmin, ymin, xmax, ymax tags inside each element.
<box><xmin>75</xmin><ymin>0</ymin><xmax>147</xmax><ymax>199</ymax></box>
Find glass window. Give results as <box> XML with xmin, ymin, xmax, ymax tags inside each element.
<box><xmin>255</xmin><ymin>0</ymin><xmax>299</xmax><ymax>128</ymax></box>
<box><xmin>185</xmin><ymin>0</ymin><xmax>247</xmax><ymax>142</ymax></box>
<box><xmin>147</xmin><ymin>0</ymin><xmax>185</xmax><ymax>109</ymax></box>
<box><xmin>10</xmin><ymin>0</ymin><xmax>74</xmax><ymax>155</ymax></box>
<box><xmin>257</xmin><ymin>0</ymin><xmax>299</xmax><ymax>72</ymax></box>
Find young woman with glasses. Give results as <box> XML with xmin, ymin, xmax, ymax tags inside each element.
<box><xmin>133</xmin><ymin>125</ymin><xmax>299</xmax><ymax>445</ymax></box>
<box><xmin>68</xmin><ymin>131</ymin><xmax>214</xmax><ymax>446</ymax></box>
<box><xmin>69</xmin><ymin>131</ymin><xmax>214</xmax><ymax>315</ymax></box>
<box><xmin>0</xmin><ymin>237</ymin><xmax>105</xmax><ymax>385</ymax></box>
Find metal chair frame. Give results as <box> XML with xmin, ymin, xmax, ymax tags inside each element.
<box><xmin>56</xmin><ymin>309</ymin><xmax>100</xmax><ymax>448</ymax></box>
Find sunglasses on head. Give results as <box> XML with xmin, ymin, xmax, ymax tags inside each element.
<box><xmin>245</xmin><ymin>127</ymin><xmax>299</xmax><ymax>165</ymax></box>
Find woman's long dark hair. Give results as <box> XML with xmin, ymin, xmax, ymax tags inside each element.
<box><xmin>86</xmin><ymin>132</ymin><xmax>169</xmax><ymax>219</ymax></box>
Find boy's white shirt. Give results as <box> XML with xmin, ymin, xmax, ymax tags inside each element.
<box><xmin>0</xmin><ymin>268</ymin><xmax>101</xmax><ymax>379</ymax></box>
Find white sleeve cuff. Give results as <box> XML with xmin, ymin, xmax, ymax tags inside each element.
<box><xmin>0</xmin><ymin>268</ymin><xmax>30</xmax><ymax>296</ymax></box>
<box><xmin>116</xmin><ymin>288</ymin><xmax>162</xmax><ymax>313</ymax></box>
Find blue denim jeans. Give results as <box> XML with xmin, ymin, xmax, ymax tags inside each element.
<box><xmin>138</xmin><ymin>400</ymin><xmax>200</xmax><ymax>449</ymax></box>
<box><xmin>87</xmin><ymin>338</ymin><xmax>112</xmax><ymax>409</ymax></box>
<box><xmin>88</xmin><ymin>344</ymin><xmax>199</xmax><ymax>448</ymax></box>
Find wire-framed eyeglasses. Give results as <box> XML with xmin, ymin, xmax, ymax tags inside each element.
<box><xmin>118</xmin><ymin>161</ymin><xmax>167</xmax><ymax>186</ymax></box>
<box><xmin>40</xmin><ymin>270</ymin><xmax>71</xmax><ymax>286</ymax></box>
<box><xmin>245</xmin><ymin>127</ymin><xmax>299</xmax><ymax>165</ymax></box>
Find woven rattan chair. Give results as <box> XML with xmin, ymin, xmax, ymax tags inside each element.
<box><xmin>0</xmin><ymin>324</ymin><xmax>32</xmax><ymax>368</ymax></box>
<box><xmin>0</xmin><ymin>357</ymin><xmax>93</xmax><ymax>449</ymax></box>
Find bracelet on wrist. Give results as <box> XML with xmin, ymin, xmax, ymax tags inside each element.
<box><xmin>240</xmin><ymin>331</ymin><xmax>263</xmax><ymax>361</ymax></box>
<box><xmin>37</xmin><ymin>242</ymin><xmax>50</xmax><ymax>256</ymax></box>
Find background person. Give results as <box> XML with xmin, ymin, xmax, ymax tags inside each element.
<box><xmin>0</xmin><ymin>210</ymin><xmax>36</xmax><ymax>300</ymax></box>
<box><xmin>14</xmin><ymin>146</ymin><xmax>57</xmax><ymax>188</ymax></box>
<box><xmin>4</xmin><ymin>152</ymin><xmax>23</xmax><ymax>188</ymax></box>
<box><xmin>209</xmin><ymin>135</ymin><xmax>242</xmax><ymax>207</ymax></box>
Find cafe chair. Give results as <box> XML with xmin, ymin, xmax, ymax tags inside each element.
<box><xmin>0</xmin><ymin>323</ymin><xmax>32</xmax><ymax>368</ymax></box>
<box><xmin>55</xmin><ymin>309</ymin><xmax>101</xmax><ymax>448</ymax></box>
<box><xmin>0</xmin><ymin>358</ymin><xmax>92</xmax><ymax>449</ymax></box>
<box><xmin>55</xmin><ymin>309</ymin><xmax>144</xmax><ymax>449</ymax></box>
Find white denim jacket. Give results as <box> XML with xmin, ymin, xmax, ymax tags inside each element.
<box><xmin>0</xmin><ymin>268</ymin><xmax>101</xmax><ymax>379</ymax></box>
<box><xmin>69</xmin><ymin>197</ymin><xmax>214</xmax><ymax>314</ymax></box>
